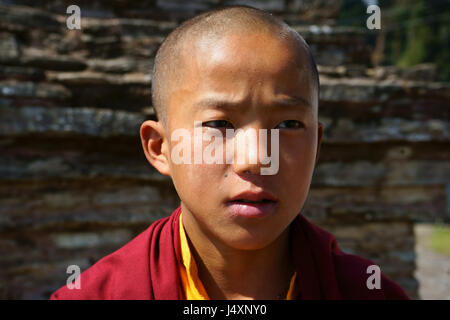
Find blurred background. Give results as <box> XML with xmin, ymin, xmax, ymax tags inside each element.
<box><xmin>0</xmin><ymin>0</ymin><xmax>448</xmax><ymax>299</ymax></box>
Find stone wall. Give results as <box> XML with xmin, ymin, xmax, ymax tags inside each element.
<box><xmin>0</xmin><ymin>0</ymin><xmax>449</xmax><ymax>299</ymax></box>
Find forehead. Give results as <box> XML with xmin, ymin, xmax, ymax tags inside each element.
<box><xmin>188</xmin><ymin>31</ymin><xmax>312</xmax><ymax>80</ymax></box>
<box><xmin>166</xmin><ymin>30</ymin><xmax>317</xmax><ymax>123</ymax></box>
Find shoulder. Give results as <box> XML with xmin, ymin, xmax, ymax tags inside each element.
<box><xmin>295</xmin><ymin>215</ymin><xmax>409</xmax><ymax>300</ymax></box>
<box><xmin>50</xmin><ymin>217</ymin><xmax>169</xmax><ymax>300</ymax></box>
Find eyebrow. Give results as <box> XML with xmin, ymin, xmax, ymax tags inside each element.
<box><xmin>193</xmin><ymin>95</ymin><xmax>311</xmax><ymax>110</ymax></box>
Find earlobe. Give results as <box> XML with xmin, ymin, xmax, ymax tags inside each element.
<box><xmin>140</xmin><ymin>120</ymin><xmax>171</xmax><ymax>176</ymax></box>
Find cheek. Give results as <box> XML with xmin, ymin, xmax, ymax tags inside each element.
<box><xmin>282</xmin><ymin>128</ymin><xmax>317</xmax><ymax>161</ymax></box>
<box><xmin>170</xmin><ymin>163</ymin><xmax>227</xmax><ymax>202</ymax></box>
<box><xmin>167</xmin><ymin>128</ymin><xmax>228</xmax><ymax>198</ymax></box>
<box><xmin>279</xmin><ymin>133</ymin><xmax>317</xmax><ymax>186</ymax></box>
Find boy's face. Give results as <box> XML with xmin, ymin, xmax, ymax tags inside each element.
<box><xmin>156</xmin><ymin>31</ymin><xmax>322</xmax><ymax>250</ymax></box>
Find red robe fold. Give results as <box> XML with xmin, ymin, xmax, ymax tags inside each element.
<box><xmin>50</xmin><ymin>206</ymin><xmax>409</xmax><ymax>300</ymax></box>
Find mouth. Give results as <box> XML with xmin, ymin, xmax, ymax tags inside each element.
<box><xmin>228</xmin><ymin>198</ymin><xmax>277</xmax><ymax>206</ymax></box>
<box><xmin>226</xmin><ymin>191</ymin><xmax>278</xmax><ymax>218</ymax></box>
<box><xmin>229</xmin><ymin>190</ymin><xmax>277</xmax><ymax>202</ymax></box>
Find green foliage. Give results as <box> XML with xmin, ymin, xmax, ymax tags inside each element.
<box><xmin>397</xmin><ymin>1</ymin><xmax>430</xmax><ymax>67</ymax></box>
<box><xmin>430</xmin><ymin>224</ymin><xmax>450</xmax><ymax>257</ymax></box>
<box><xmin>397</xmin><ymin>25</ymin><xmax>431</xmax><ymax>68</ymax></box>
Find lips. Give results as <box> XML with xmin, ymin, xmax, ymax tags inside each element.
<box><xmin>231</xmin><ymin>199</ymin><xmax>274</xmax><ymax>204</ymax></box>
<box><xmin>226</xmin><ymin>190</ymin><xmax>278</xmax><ymax>218</ymax></box>
<box><xmin>229</xmin><ymin>190</ymin><xmax>277</xmax><ymax>202</ymax></box>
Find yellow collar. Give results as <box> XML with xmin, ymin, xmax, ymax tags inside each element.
<box><xmin>178</xmin><ymin>212</ymin><xmax>297</xmax><ymax>300</ymax></box>
<box><xmin>179</xmin><ymin>212</ymin><xmax>210</xmax><ymax>299</ymax></box>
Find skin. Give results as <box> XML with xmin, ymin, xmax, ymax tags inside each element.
<box><xmin>140</xmin><ymin>30</ymin><xmax>323</xmax><ymax>299</ymax></box>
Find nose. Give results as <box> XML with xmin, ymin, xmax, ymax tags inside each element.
<box><xmin>231</xmin><ymin>127</ymin><xmax>268</xmax><ymax>176</ymax></box>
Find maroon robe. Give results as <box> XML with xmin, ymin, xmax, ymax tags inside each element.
<box><xmin>50</xmin><ymin>206</ymin><xmax>409</xmax><ymax>300</ymax></box>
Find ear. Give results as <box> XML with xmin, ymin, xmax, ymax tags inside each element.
<box><xmin>315</xmin><ymin>121</ymin><xmax>324</xmax><ymax>165</ymax></box>
<box><xmin>140</xmin><ymin>120</ymin><xmax>171</xmax><ymax>176</ymax></box>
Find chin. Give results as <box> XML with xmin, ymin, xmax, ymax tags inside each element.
<box><xmin>221</xmin><ymin>230</ymin><xmax>281</xmax><ymax>251</ymax></box>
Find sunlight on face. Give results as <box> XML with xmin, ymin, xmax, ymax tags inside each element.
<box><xmin>164</xmin><ymin>31</ymin><xmax>321</xmax><ymax>250</ymax></box>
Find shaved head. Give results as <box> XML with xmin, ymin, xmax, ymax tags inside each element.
<box><xmin>151</xmin><ymin>5</ymin><xmax>319</xmax><ymax>125</ymax></box>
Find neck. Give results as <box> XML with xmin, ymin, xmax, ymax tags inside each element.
<box><xmin>181</xmin><ymin>205</ymin><xmax>294</xmax><ymax>300</ymax></box>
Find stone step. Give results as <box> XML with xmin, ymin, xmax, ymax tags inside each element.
<box><xmin>319</xmin><ymin>77</ymin><xmax>450</xmax><ymax>104</ymax></box>
<box><xmin>0</xmin><ymin>81</ymin><xmax>70</xmax><ymax>99</ymax></box>
<box><xmin>0</xmin><ymin>4</ymin><xmax>61</xmax><ymax>33</ymax></box>
<box><xmin>1</xmin><ymin>72</ymin><xmax>448</xmax><ymax>112</ymax></box>
<box><xmin>1</xmin><ymin>104</ymin><xmax>447</xmax><ymax>142</ymax></box>
<box><xmin>0</xmin><ymin>3</ymin><xmax>369</xmax><ymax>65</ymax></box>
<box><xmin>0</xmin><ymin>105</ymin><xmax>146</xmax><ymax>137</ymax></box>
<box><xmin>5</xmin><ymin>0</ymin><xmax>343</xmax><ymax>21</ymax></box>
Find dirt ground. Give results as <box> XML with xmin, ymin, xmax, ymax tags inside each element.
<box><xmin>414</xmin><ymin>224</ymin><xmax>450</xmax><ymax>300</ymax></box>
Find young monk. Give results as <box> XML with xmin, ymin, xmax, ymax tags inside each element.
<box><xmin>51</xmin><ymin>6</ymin><xmax>409</xmax><ymax>300</ymax></box>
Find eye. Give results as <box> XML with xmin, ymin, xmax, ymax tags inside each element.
<box><xmin>202</xmin><ymin>120</ymin><xmax>234</xmax><ymax>129</ymax></box>
<box><xmin>276</xmin><ymin>120</ymin><xmax>305</xmax><ymax>129</ymax></box>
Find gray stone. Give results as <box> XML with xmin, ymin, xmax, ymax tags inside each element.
<box><xmin>0</xmin><ymin>81</ymin><xmax>71</xmax><ymax>100</ymax></box>
<box><xmin>51</xmin><ymin>230</ymin><xmax>133</xmax><ymax>249</ymax></box>
<box><xmin>46</xmin><ymin>71</ymin><xmax>150</xmax><ymax>86</ymax></box>
<box><xmin>294</xmin><ymin>25</ymin><xmax>366</xmax><ymax>41</ymax></box>
<box><xmin>21</xmin><ymin>48</ymin><xmax>87</xmax><ymax>71</ymax></box>
<box><xmin>223</xmin><ymin>0</ymin><xmax>285</xmax><ymax>11</ymax></box>
<box><xmin>0</xmin><ymin>66</ymin><xmax>45</xmax><ymax>81</ymax></box>
<box><xmin>87</xmin><ymin>58</ymin><xmax>138</xmax><ymax>74</ymax></box>
<box><xmin>0</xmin><ymin>4</ymin><xmax>61</xmax><ymax>32</ymax></box>
<box><xmin>92</xmin><ymin>187</ymin><xmax>161</xmax><ymax>206</ymax></box>
<box><xmin>27</xmin><ymin>157</ymin><xmax>73</xmax><ymax>176</ymax></box>
<box><xmin>0</xmin><ymin>32</ymin><xmax>20</xmax><ymax>62</ymax></box>
<box><xmin>287</xmin><ymin>0</ymin><xmax>342</xmax><ymax>18</ymax></box>
<box><xmin>313</xmin><ymin>160</ymin><xmax>450</xmax><ymax>187</ymax></box>
<box><xmin>323</xmin><ymin>118</ymin><xmax>450</xmax><ymax>143</ymax></box>
<box><xmin>0</xmin><ymin>105</ymin><xmax>145</xmax><ymax>137</ymax></box>
<box><xmin>156</xmin><ymin>0</ymin><xmax>221</xmax><ymax>14</ymax></box>
<box><xmin>83</xmin><ymin>17</ymin><xmax>176</xmax><ymax>38</ymax></box>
